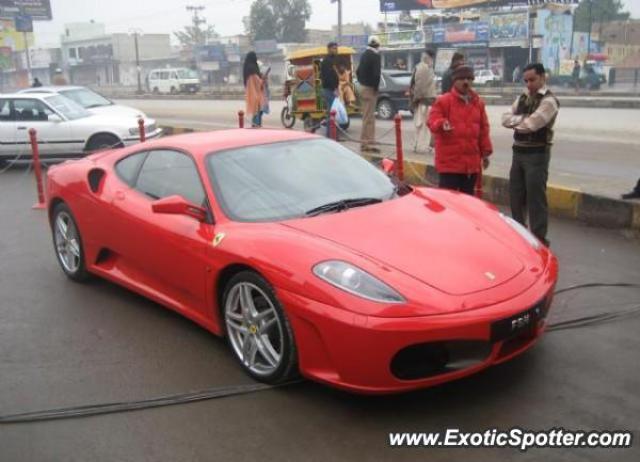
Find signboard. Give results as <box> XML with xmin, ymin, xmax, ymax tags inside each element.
<box><xmin>195</xmin><ymin>44</ymin><xmax>226</xmax><ymax>62</ymax></box>
<box><xmin>0</xmin><ymin>45</ymin><xmax>12</xmax><ymax>69</ymax></box>
<box><xmin>380</xmin><ymin>1</ymin><xmax>577</xmax><ymax>12</ymax></box>
<box><xmin>431</xmin><ymin>22</ymin><xmax>488</xmax><ymax>44</ymax></box>
<box><xmin>0</xmin><ymin>0</ymin><xmax>52</xmax><ymax>21</ymax></box>
<box><xmin>254</xmin><ymin>39</ymin><xmax>278</xmax><ymax>54</ymax></box>
<box><xmin>490</xmin><ymin>11</ymin><xmax>529</xmax><ymax>47</ymax></box>
<box><xmin>0</xmin><ymin>18</ymin><xmax>33</xmax><ymax>51</ymax></box>
<box><xmin>537</xmin><ymin>8</ymin><xmax>573</xmax><ymax>74</ymax></box>
<box><xmin>371</xmin><ymin>30</ymin><xmax>425</xmax><ymax>49</ymax></box>
<box><xmin>340</xmin><ymin>34</ymin><xmax>368</xmax><ymax>50</ymax></box>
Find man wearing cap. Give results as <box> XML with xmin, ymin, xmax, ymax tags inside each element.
<box><xmin>356</xmin><ymin>36</ymin><xmax>382</xmax><ymax>153</ymax></box>
<box><xmin>428</xmin><ymin>65</ymin><xmax>492</xmax><ymax>195</ymax></box>
<box><xmin>502</xmin><ymin>63</ymin><xmax>559</xmax><ymax>247</ymax></box>
<box><xmin>320</xmin><ymin>42</ymin><xmax>340</xmax><ymax>137</ymax></box>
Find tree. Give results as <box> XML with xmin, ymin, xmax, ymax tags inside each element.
<box><xmin>174</xmin><ymin>7</ymin><xmax>218</xmax><ymax>50</ymax></box>
<box><xmin>244</xmin><ymin>0</ymin><xmax>312</xmax><ymax>43</ymax></box>
<box><xmin>573</xmin><ymin>0</ymin><xmax>630</xmax><ymax>33</ymax></box>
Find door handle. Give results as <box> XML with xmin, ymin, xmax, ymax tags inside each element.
<box><xmin>17</xmin><ymin>126</ymin><xmax>27</xmax><ymax>130</ymax></box>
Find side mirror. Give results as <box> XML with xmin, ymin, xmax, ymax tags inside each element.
<box><xmin>380</xmin><ymin>158</ymin><xmax>396</xmax><ymax>176</ymax></box>
<box><xmin>48</xmin><ymin>114</ymin><xmax>63</xmax><ymax>123</ymax></box>
<box><xmin>151</xmin><ymin>195</ymin><xmax>207</xmax><ymax>222</ymax></box>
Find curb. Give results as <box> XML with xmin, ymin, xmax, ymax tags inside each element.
<box><xmin>159</xmin><ymin>124</ymin><xmax>640</xmax><ymax>231</ymax></box>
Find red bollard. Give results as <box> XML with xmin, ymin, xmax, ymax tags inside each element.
<box><xmin>394</xmin><ymin>114</ymin><xmax>404</xmax><ymax>182</ymax></box>
<box><xmin>475</xmin><ymin>167</ymin><xmax>483</xmax><ymax>199</ymax></box>
<box><xmin>329</xmin><ymin>109</ymin><xmax>337</xmax><ymax>140</ymax></box>
<box><xmin>28</xmin><ymin>128</ymin><xmax>46</xmax><ymax>210</ymax></box>
<box><xmin>238</xmin><ymin>110</ymin><xmax>245</xmax><ymax>128</ymax></box>
<box><xmin>137</xmin><ymin>117</ymin><xmax>146</xmax><ymax>142</ymax></box>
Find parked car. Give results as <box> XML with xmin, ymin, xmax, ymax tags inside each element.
<box><xmin>0</xmin><ymin>93</ymin><xmax>162</xmax><ymax>166</ymax></box>
<box><xmin>46</xmin><ymin>129</ymin><xmax>558</xmax><ymax>394</ymax></box>
<box><xmin>18</xmin><ymin>85</ymin><xmax>155</xmax><ymax>122</ymax></box>
<box><xmin>147</xmin><ymin>68</ymin><xmax>200</xmax><ymax>94</ymax></box>
<box><xmin>474</xmin><ymin>69</ymin><xmax>501</xmax><ymax>86</ymax></box>
<box><xmin>375</xmin><ymin>70</ymin><xmax>413</xmax><ymax>120</ymax></box>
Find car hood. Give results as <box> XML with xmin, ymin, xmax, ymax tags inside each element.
<box><xmin>283</xmin><ymin>191</ymin><xmax>526</xmax><ymax>296</ymax></box>
<box><xmin>88</xmin><ymin>104</ymin><xmax>149</xmax><ymax>121</ymax></box>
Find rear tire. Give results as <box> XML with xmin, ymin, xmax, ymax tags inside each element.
<box><xmin>377</xmin><ymin>98</ymin><xmax>395</xmax><ymax>120</ymax></box>
<box><xmin>51</xmin><ymin>203</ymin><xmax>91</xmax><ymax>282</ymax></box>
<box><xmin>222</xmin><ymin>271</ymin><xmax>298</xmax><ymax>384</ymax></box>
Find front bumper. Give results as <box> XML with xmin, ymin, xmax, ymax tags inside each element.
<box><xmin>123</xmin><ymin>128</ymin><xmax>163</xmax><ymax>144</ymax></box>
<box><xmin>278</xmin><ymin>267</ymin><xmax>557</xmax><ymax>394</ymax></box>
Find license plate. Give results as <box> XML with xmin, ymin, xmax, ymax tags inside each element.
<box><xmin>491</xmin><ymin>302</ymin><xmax>545</xmax><ymax>342</ymax></box>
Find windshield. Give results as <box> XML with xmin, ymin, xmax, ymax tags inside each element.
<box><xmin>206</xmin><ymin>139</ymin><xmax>395</xmax><ymax>222</ymax></box>
<box><xmin>59</xmin><ymin>88</ymin><xmax>112</xmax><ymax>108</ymax></box>
<box><xmin>177</xmin><ymin>69</ymin><xmax>198</xmax><ymax>79</ymax></box>
<box><xmin>44</xmin><ymin>95</ymin><xmax>91</xmax><ymax>120</ymax></box>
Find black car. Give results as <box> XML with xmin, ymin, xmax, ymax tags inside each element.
<box><xmin>375</xmin><ymin>70</ymin><xmax>412</xmax><ymax>120</ymax></box>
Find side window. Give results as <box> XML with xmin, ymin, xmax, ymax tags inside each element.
<box><xmin>12</xmin><ymin>99</ymin><xmax>54</xmax><ymax>122</ymax></box>
<box><xmin>170</xmin><ymin>72</ymin><xmax>178</xmax><ymax>80</ymax></box>
<box><xmin>115</xmin><ymin>151</ymin><xmax>147</xmax><ymax>186</ymax></box>
<box><xmin>160</xmin><ymin>71</ymin><xmax>169</xmax><ymax>80</ymax></box>
<box><xmin>0</xmin><ymin>99</ymin><xmax>12</xmax><ymax>121</ymax></box>
<box><xmin>135</xmin><ymin>150</ymin><xmax>206</xmax><ymax>205</ymax></box>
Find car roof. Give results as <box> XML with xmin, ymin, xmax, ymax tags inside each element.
<box><xmin>111</xmin><ymin>129</ymin><xmax>319</xmax><ymax>161</ymax></box>
<box><xmin>17</xmin><ymin>86</ymin><xmax>85</xmax><ymax>94</ymax></box>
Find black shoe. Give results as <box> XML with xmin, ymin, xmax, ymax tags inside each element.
<box><xmin>621</xmin><ymin>191</ymin><xmax>640</xmax><ymax>200</ymax></box>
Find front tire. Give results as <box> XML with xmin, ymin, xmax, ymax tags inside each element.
<box><xmin>222</xmin><ymin>271</ymin><xmax>297</xmax><ymax>384</ymax></box>
<box><xmin>85</xmin><ymin>134</ymin><xmax>123</xmax><ymax>152</ymax></box>
<box><xmin>280</xmin><ymin>106</ymin><xmax>296</xmax><ymax>129</ymax></box>
<box><xmin>51</xmin><ymin>203</ymin><xmax>91</xmax><ymax>282</ymax></box>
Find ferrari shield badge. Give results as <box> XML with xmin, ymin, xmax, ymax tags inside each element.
<box><xmin>213</xmin><ymin>232</ymin><xmax>226</xmax><ymax>247</ymax></box>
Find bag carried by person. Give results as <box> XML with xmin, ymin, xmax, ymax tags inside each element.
<box><xmin>331</xmin><ymin>98</ymin><xmax>348</xmax><ymax>125</ymax></box>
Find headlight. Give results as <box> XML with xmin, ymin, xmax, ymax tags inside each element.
<box><xmin>313</xmin><ymin>261</ymin><xmax>405</xmax><ymax>304</ymax></box>
<box><xmin>500</xmin><ymin>213</ymin><xmax>541</xmax><ymax>249</ymax></box>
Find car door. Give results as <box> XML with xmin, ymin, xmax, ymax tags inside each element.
<box><xmin>12</xmin><ymin>98</ymin><xmax>73</xmax><ymax>157</ymax></box>
<box><xmin>109</xmin><ymin>149</ymin><xmax>214</xmax><ymax>317</ymax></box>
<box><xmin>0</xmin><ymin>98</ymin><xmax>17</xmax><ymax>158</ymax></box>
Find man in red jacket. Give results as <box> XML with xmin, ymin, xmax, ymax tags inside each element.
<box><xmin>428</xmin><ymin>65</ymin><xmax>492</xmax><ymax>195</ymax></box>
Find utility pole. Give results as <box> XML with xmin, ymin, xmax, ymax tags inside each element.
<box><xmin>134</xmin><ymin>32</ymin><xmax>142</xmax><ymax>94</ymax></box>
<box><xmin>186</xmin><ymin>5</ymin><xmax>207</xmax><ymax>46</ymax></box>
<box><xmin>330</xmin><ymin>0</ymin><xmax>342</xmax><ymax>43</ymax></box>
<box><xmin>587</xmin><ymin>0</ymin><xmax>593</xmax><ymax>59</ymax></box>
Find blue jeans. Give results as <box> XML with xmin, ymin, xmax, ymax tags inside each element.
<box><xmin>322</xmin><ymin>88</ymin><xmax>336</xmax><ymax>137</ymax></box>
<box><xmin>252</xmin><ymin>111</ymin><xmax>263</xmax><ymax>127</ymax></box>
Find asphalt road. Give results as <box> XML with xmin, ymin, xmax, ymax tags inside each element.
<box><xmin>114</xmin><ymin>98</ymin><xmax>640</xmax><ymax>199</ymax></box>
<box><xmin>0</xmin><ymin>167</ymin><xmax>639</xmax><ymax>461</ymax></box>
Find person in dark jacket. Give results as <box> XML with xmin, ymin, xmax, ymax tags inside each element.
<box><xmin>441</xmin><ymin>52</ymin><xmax>464</xmax><ymax>94</ymax></box>
<box><xmin>320</xmin><ymin>42</ymin><xmax>339</xmax><ymax>137</ymax></box>
<box><xmin>621</xmin><ymin>178</ymin><xmax>640</xmax><ymax>200</ymax></box>
<box><xmin>356</xmin><ymin>36</ymin><xmax>382</xmax><ymax>152</ymax></box>
<box><xmin>32</xmin><ymin>78</ymin><xmax>43</xmax><ymax>88</ymax></box>
<box><xmin>428</xmin><ymin>65</ymin><xmax>492</xmax><ymax>195</ymax></box>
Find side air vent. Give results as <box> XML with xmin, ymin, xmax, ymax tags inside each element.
<box><xmin>88</xmin><ymin>169</ymin><xmax>106</xmax><ymax>193</ymax></box>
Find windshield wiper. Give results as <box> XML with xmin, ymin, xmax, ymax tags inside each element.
<box><xmin>305</xmin><ymin>197</ymin><xmax>382</xmax><ymax>217</ymax></box>
<box><xmin>85</xmin><ymin>104</ymin><xmax>106</xmax><ymax>108</ymax></box>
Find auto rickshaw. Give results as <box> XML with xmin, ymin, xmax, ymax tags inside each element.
<box><xmin>281</xmin><ymin>46</ymin><xmax>359</xmax><ymax>132</ymax></box>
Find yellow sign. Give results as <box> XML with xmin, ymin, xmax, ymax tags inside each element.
<box><xmin>0</xmin><ymin>19</ymin><xmax>34</xmax><ymax>52</ymax></box>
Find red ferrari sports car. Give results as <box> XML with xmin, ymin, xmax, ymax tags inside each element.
<box><xmin>46</xmin><ymin>129</ymin><xmax>558</xmax><ymax>394</ymax></box>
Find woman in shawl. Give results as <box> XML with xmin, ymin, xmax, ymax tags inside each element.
<box><xmin>243</xmin><ymin>52</ymin><xmax>264</xmax><ymax>127</ymax></box>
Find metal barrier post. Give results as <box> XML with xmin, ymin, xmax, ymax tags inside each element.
<box><xmin>138</xmin><ymin>117</ymin><xmax>146</xmax><ymax>142</ymax></box>
<box><xmin>238</xmin><ymin>110</ymin><xmax>245</xmax><ymax>128</ymax></box>
<box><xmin>475</xmin><ymin>165</ymin><xmax>484</xmax><ymax>199</ymax></box>
<box><xmin>394</xmin><ymin>114</ymin><xmax>404</xmax><ymax>182</ymax></box>
<box><xmin>329</xmin><ymin>109</ymin><xmax>337</xmax><ymax>140</ymax></box>
<box><xmin>28</xmin><ymin>128</ymin><xmax>45</xmax><ymax>210</ymax></box>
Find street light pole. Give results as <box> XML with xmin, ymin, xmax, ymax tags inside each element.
<box><xmin>338</xmin><ymin>0</ymin><xmax>342</xmax><ymax>43</ymax></box>
<box><xmin>587</xmin><ymin>0</ymin><xmax>593</xmax><ymax>58</ymax></box>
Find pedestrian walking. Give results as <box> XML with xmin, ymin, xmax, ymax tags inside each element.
<box><xmin>32</xmin><ymin>78</ymin><xmax>42</xmax><ymax>88</ymax></box>
<box><xmin>356</xmin><ymin>36</ymin><xmax>382</xmax><ymax>153</ymax></box>
<box><xmin>512</xmin><ymin>65</ymin><xmax>521</xmax><ymax>84</ymax></box>
<box><xmin>621</xmin><ymin>178</ymin><xmax>640</xmax><ymax>200</ymax></box>
<box><xmin>410</xmin><ymin>49</ymin><xmax>436</xmax><ymax>153</ymax></box>
<box><xmin>572</xmin><ymin>60</ymin><xmax>581</xmax><ymax>92</ymax></box>
<box><xmin>320</xmin><ymin>42</ymin><xmax>340</xmax><ymax>137</ymax></box>
<box><xmin>441</xmin><ymin>52</ymin><xmax>465</xmax><ymax>94</ymax></box>
<box><xmin>428</xmin><ymin>65</ymin><xmax>492</xmax><ymax>195</ymax></box>
<box><xmin>243</xmin><ymin>51</ymin><xmax>264</xmax><ymax>127</ymax></box>
<box><xmin>502</xmin><ymin>63</ymin><xmax>560</xmax><ymax>247</ymax></box>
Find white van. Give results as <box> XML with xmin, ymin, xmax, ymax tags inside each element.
<box><xmin>147</xmin><ymin>68</ymin><xmax>201</xmax><ymax>94</ymax></box>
